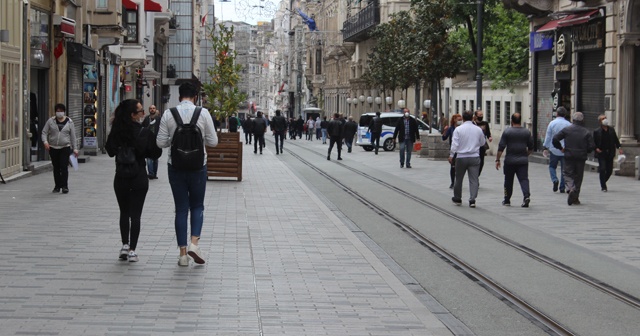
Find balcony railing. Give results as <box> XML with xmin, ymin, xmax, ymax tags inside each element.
<box><xmin>342</xmin><ymin>0</ymin><xmax>380</xmax><ymax>43</ymax></box>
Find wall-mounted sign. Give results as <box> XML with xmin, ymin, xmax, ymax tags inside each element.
<box><xmin>572</xmin><ymin>20</ymin><xmax>604</xmax><ymax>51</ymax></box>
<box><xmin>554</xmin><ymin>32</ymin><xmax>571</xmax><ymax>75</ymax></box>
<box><xmin>530</xmin><ymin>32</ymin><xmax>554</xmax><ymax>52</ymax></box>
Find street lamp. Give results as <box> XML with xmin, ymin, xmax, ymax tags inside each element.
<box><xmin>424</xmin><ymin>100</ymin><xmax>432</xmax><ymax>133</ymax></box>
<box><xmin>385</xmin><ymin>96</ymin><xmax>392</xmax><ymax>110</ymax></box>
<box><xmin>359</xmin><ymin>95</ymin><xmax>365</xmax><ymax>104</ymax></box>
<box><xmin>398</xmin><ymin>99</ymin><xmax>406</xmax><ymax>109</ymax></box>
<box><xmin>374</xmin><ymin>97</ymin><xmax>382</xmax><ymax>111</ymax></box>
<box><xmin>366</xmin><ymin>96</ymin><xmax>373</xmax><ymax>110</ymax></box>
<box><xmin>346</xmin><ymin>97</ymin><xmax>352</xmax><ymax>115</ymax></box>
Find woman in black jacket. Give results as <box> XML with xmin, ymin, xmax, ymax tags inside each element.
<box><xmin>106</xmin><ymin>99</ymin><xmax>162</xmax><ymax>262</ymax></box>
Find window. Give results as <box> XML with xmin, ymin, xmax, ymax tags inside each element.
<box><xmin>505</xmin><ymin>102</ymin><xmax>511</xmax><ymax>125</ymax></box>
<box><xmin>124</xmin><ymin>10</ymin><xmax>138</xmax><ymax>43</ymax></box>
<box><xmin>470</xmin><ymin>100</ymin><xmax>474</xmax><ymax>111</ymax></box>
<box><xmin>96</xmin><ymin>0</ymin><xmax>108</xmax><ymax>9</ymax></box>
<box><xmin>462</xmin><ymin>100</ymin><xmax>467</xmax><ymax>112</ymax></box>
<box><xmin>315</xmin><ymin>49</ymin><xmax>322</xmax><ymax>75</ymax></box>
<box><xmin>384</xmin><ymin>117</ymin><xmax>401</xmax><ymax>127</ymax></box>
<box><xmin>515</xmin><ymin>101</ymin><xmax>522</xmax><ymax>114</ymax></box>
<box><xmin>455</xmin><ymin>100</ymin><xmax>459</xmax><ymax>113</ymax></box>
<box><xmin>495</xmin><ymin>101</ymin><xmax>501</xmax><ymax>125</ymax></box>
<box><xmin>485</xmin><ymin>101</ymin><xmax>491</xmax><ymax>123</ymax></box>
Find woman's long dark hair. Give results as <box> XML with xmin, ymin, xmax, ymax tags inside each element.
<box><xmin>110</xmin><ymin>99</ymin><xmax>140</xmax><ymax>142</ymax></box>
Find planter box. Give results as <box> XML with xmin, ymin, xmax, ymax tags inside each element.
<box><xmin>206</xmin><ymin>132</ymin><xmax>242</xmax><ymax>181</ymax></box>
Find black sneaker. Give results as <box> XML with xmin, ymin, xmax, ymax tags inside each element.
<box><xmin>553</xmin><ymin>181</ymin><xmax>559</xmax><ymax>192</ymax></box>
<box><xmin>521</xmin><ymin>197</ymin><xmax>530</xmax><ymax>208</ymax></box>
<box><xmin>567</xmin><ymin>191</ymin><xmax>575</xmax><ymax>205</ymax></box>
<box><xmin>337</xmin><ymin>157</ymin><xmax>342</xmax><ymax>160</ymax></box>
<box><xmin>52</xmin><ymin>187</ymin><xmax>60</xmax><ymax>193</ymax></box>
<box><xmin>502</xmin><ymin>200</ymin><xmax>511</xmax><ymax>206</ymax></box>
<box><xmin>452</xmin><ymin>197</ymin><xmax>462</xmax><ymax>206</ymax></box>
<box><xmin>469</xmin><ymin>201</ymin><xmax>476</xmax><ymax>208</ymax></box>
<box><xmin>400</xmin><ymin>163</ymin><xmax>404</xmax><ymax>168</ymax></box>
<box><xmin>61</xmin><ymin>188</ymin><xmax>69</xmax><ymax>194</ymax></box>
<box><xmin>560</xmin><ymin>189</ymin><xmax>565</xmax><ymax>193</ymax></box>
<box><xmin>449</xmin><ymin>183</ymin><xmax>454</xmax><ymax>189</ymax></box>
<box><xmin>406</xmin><ymin>164</ymin><xmax>412</xmax><ymax>168</ymax></box>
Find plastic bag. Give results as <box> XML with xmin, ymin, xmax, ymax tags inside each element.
<box><xmin>617</xmin><ymin>154</ymin><xmax>626</xmax><ymax>165</ymax></box>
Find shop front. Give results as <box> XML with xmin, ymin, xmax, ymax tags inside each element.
<box><xmin>66</xmin><ymin>42</ymin><xmax>96</xmax><ymax>153</ymax></box>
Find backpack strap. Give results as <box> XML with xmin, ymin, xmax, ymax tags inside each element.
<box><xmin>189</xmin><ymin>107</ymin><xmax>202</xmax><ymax>126</ymax></box>
<box><xmin>169</xmin><ymin>107</ymin><xmax>183</xmax><ymax>126</ymax></box>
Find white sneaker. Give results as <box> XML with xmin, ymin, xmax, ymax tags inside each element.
<box><xmin>178</xmin><ymin>255</ymin><xmax>189</xmax><ymax>266</ymax></box>
<box><xmin>187</xmin><ymin>244</ymin><xmax>206</xmax><ymax>264</ymax></box>
<box><xmin>119</xmin><ymin>244</ymin><xmax>130</xmax><ymax>260</ymax></box>
<box><xmin>128</xmin><ymin>251</ymin><xmax>139</xmax><ymax>262</ymax></box>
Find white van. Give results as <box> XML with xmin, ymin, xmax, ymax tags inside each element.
<box><xmin>355</xmin><ymin>112</ymin><xmax>440</xmax><ymax>151</ymax></box>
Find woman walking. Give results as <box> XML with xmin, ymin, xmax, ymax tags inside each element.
<box><xmin>442</xmin><ymin>113</ymin><xmax>462</xmax><ymax>189</ymax></box>
<box><xmin>41</xmin><ymin>103</ymin><xmax>78</xmax><ymax>194</ymax></box>
<box><xmin>106</xmin><ymin>99</ymin><xmax>161</xmax><ymax>262</ymax></box>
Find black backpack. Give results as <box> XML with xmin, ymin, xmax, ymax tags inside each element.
<box><xmin>115</xmin><ymin>129</ymin><xmax>142</xmax><ymax>178</ymax></box>
<box><xmin>169</xmin><ymin>107</ymin><xmax>204</xmax><ymax>171</ymax></box>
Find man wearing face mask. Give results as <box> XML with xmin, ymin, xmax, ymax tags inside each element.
<box><xmin>594</xmin><ymin>114</ymin><xmax>623</xmax><ymax>192</ymax></box>
<box><xmin>473</xmin><ymin>109</ymin><xmax>492</xmax><ymax>176</ymax></box>
<box><xmin>393</xmin><ymin>108</ymin><xmax>420</xmax><ymax>168</ymax></box>
<box><xmin>42</xmin><ymin>103</ymin><xmax>78</xmax><ymax>194</ymax></box>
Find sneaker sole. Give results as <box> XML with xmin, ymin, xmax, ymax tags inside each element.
<box><xmin>188</xmin><ymin>251</ymin><xmax>206</xmax><ymax>264</ymax></box>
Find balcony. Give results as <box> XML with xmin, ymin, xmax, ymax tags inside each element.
<box><xmin>342</xmin><ymin>0</ymin><xmax>380</xmax><ymax>43</ymax></box>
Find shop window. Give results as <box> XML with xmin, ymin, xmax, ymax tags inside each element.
<box><xmin>124</xmin><ymin>10</ymin><xmax>138</xmax><ymax>43</ymax></box>
<box><xmin>96</xmin><ymin>0</ymin><xmax>109</xmax><ymax>9</ymax></box>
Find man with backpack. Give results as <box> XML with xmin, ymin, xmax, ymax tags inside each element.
<box><xmin>270</xmin><ymin>109</ymin><xmax>287</xmax><ymax>154</ymax></box>
<box><xmin>368</xmin><ymin>111</ymin><xmax>383</xmax><ymax>154</ymax></box>
<box><xmin>252</xmin><ymin>111</ymin><xmax>267</xmax><ymax>154</ymax></box>
<box><xmin>156</xmin><ymin>82</ymin><xmax>218</xmax><ymax>267</ymax></box>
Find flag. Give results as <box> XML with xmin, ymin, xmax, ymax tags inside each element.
<box><xmin>53</xmin><ymin>40</ymin><xmax>64</xmax><ymax>59</ymax></box>
<box><xmin>201</xmin><ymin>14</ymin><xmax>207</xmax><ymax>27</ymax></box>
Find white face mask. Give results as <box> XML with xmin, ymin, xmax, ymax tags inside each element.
<box><xmin>404</xmin><ymin>113</ymin><xmax>410</xmax><ymax>118</ymax></box>
<box><xmin>602</xmin><ymin>119</ymin><xmax>610</xmax><ymax>126</ymax></box>
<box><xmin>456</xmin><ymin>120</ymin><xmax>463</xmax><ymax>126</ymax></box>
<box><xmin>55</xmin><ymin>112</ymin><xmax>65</xmax><ymax>119</ymax></box>
<box><xmin>138</xmin><ymin>117</ymin><xmax>145</xmax><ymax>124</ymax></box>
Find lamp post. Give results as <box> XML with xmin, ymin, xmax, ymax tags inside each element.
<box><xmin>385</xmin><ymin>96</ymin><xmax>392</xmax><ymax>111</ymax></box>
<box><xmin>476</xmin><ymin>0</ymin><xmax>484</xmax><ymax>110</ymax></box>
<box><xmin>346</xmin><ymin>97</ymin><xmax>352</xmax><ymax>116</ymax></box>
<box><xmin>374</xmin><ymin>97</ymin><xmax>382</xmax><ymax>111</ymax></box>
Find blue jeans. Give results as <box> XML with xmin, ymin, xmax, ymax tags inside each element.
<box><xmin>168</xmin><ymin>164</ymin><xmax>207</xmax><ymax>247</ymax></box>
<box><xmin>549</xmin><ymin>153</ymin><xmax>565</xmax><ymax>190</ymax></box>
<box><xmin>146</xmin><ymin>158</ymin><xmax>158</xmax><ymax>177</ymax></box>
<box><xmin>399</xmin><ymin>139</ymin><xmax>414</xmax><ymax>166</ymax></box>
<box><xmin>321</xmin><ymin>129</ymin><xmax>327</xmax><ymax>143</ymax></box>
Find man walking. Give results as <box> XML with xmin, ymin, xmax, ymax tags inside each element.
<box><xmin>327</xmin><ymin>113</ymin><xmax>344</xmax><ymax>160</ymax></box>
<box><xmin>393</xmin><ymin>109</ymin><xmax>420</xmax><ymax>168</ymax></box>
<box><xmin>368</xmin><ymin>111</ymin><xmax>383</xmax><ymax>154</ymax></box>
<box><xmin>142</xmin><ymin>104</ymin><xmax>162</xmax><ymax>179</ymax></box>
<box><xmin>552</xmin><ymin>112</ymin><xmax>595</xmax><ymax>205</ymax></box>
<box><xmin>252</xmin><ymin>111</ymin><xmax>267</xmax><ymax>154</ymax></box>
<box><xmin>228</xmin><ymin>113</ymin><xmax>240</xmax><ymax>132</ymax></box>
<box><xmin>343</xmin><ymin>116</ymin><xmax>358</xmax><ymax>153</ymax></box>
<box><xmin>594</xmin><ymin>114</ymin><xmax>623</xmax><ymax>192</ymax></box>
<box><xmin>473</xmin><ymin>109</ymin><xmax>492</xmax><ymax>176</ymax></box>
<box><xmin>495</xmin><ymin>113</ymin><xmax>533</xmax><ymax>207</ymax></box>
<box><xmin>156</xmin><ymin>82</ymin><xmax>218</xmax><ymax>266</ymax></box>
<box><xmin>271</xmin><ymin>109</ymin><xmax>287</xmax><ymax>154</ymax></box>
<box><xmin>243</xmin><ymin>116</ymin><xmax>253</xmax><ymax>145</ymax></box>
<box><xmin>449</xmin><ymin>110</ymin><xmax>486</xmax><ymax>208</ymax></box>
<box><xmin>543</xmin><ymin>107</ymin><xmax>571</xmax><ymax>193</ymax></box>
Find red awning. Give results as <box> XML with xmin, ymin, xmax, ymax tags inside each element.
<box><xmin>536</xmin><ymin>19</ymin><xmax>562</xmax><ymax>33</ymax></box>
<box><xmin>123</xmin><ymin>0</ymin><xmax>138</xmax><ymax>11</ymax></box>
<box><xmin>145</xmin><ymin>0</ymin><xmax>163</xmax><ymax>12</ymax></box>
<box><xmin>558</xmin><ymin>9</ymin><xmax>601</xmax><ymax>27</ymax></box>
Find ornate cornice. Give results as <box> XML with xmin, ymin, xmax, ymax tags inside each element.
<box><xmin>502</xmin><ymin>0</ymin><xmax>553</xmax><ymax>17</ymax></box>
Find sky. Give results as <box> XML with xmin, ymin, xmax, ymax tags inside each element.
<box><xmin>215</xmin><ymin>0</ymin><xmax>279</xmax><ymax>25</ymax></box>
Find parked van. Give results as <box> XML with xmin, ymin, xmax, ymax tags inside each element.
<box><xmin>355</xmin><ymin>112</ymin><xmax>440</xmax><ymax>151</ymax></box>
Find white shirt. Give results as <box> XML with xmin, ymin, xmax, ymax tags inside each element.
<box><xmin>450</xmin><ymin>121</ymin><xmax>486</xmax><ymax>158</ymax></box>
<box><xmin>156</xmin><ymin>100</ymin><xmax>218</xmax><ymax>166</ymax></box>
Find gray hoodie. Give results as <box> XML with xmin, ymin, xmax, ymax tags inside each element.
<box><xmin>42</xmin><ymin>117</ymin><xmax>77</xmax><ymax>150</ymax></box>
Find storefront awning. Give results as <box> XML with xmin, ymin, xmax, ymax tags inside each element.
<box><xmin>558</xmin><ymin>9</ymin><xmax>602</xmax><ymax>28</ymax></box>
<box><xmin>145</xmin><ymin>0</ymin><xmax>163</xmax><ymax>12</ymax></box>
<box><xmin>536</xmin><ymin>19</ymin><xmax>561</xmax><ymax>33</ymax></box>
<box><xmin>123</xmin><ymin>0</ymin><xmax>138</xmax><ymax>11</ymax></box>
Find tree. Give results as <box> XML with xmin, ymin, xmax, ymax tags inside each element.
<box><xmin>202</xmin><ymin>24</ymin><xmax>247</xmax><ymax>120</ymax></box>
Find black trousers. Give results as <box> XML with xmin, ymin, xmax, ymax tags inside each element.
<box><xmin>503</xmin><ymin>163</ymin><xmax>530</xmax><ymax>201</ymax></box>
<box><xmin>328</xmin><ymin>136</ymin><xmax>342</xmax><ymax>158</ymax></box>
<box><xmin>598</xmin><ymin>155</ymin><xmax>614</xmax><ymax>189</ymax></box>
<box><xmin>245</xmin><ymin>131</ymin><xmax>252</xmax><ymax>144</ymax></box>
<box><xmin>50</xmin><ymin>146</ymin><xmax>71</xmax><ymax>188</ymax></box>
<box><xmin>254</xmin><ymin>133</ymin><xmax>265</xmax><ymax>153</ymax></box>
<box><xmin>478</xmin><ymin>146</ymin><xmax>487</xmax><ymax>176</ymax></box>
<box><xmin>113</xmin><ymin>171</ymin><xmax>149</xmax><ymax>251</ymax></box>
<box><xmin>274</xmin><ymin>130</ymin><xmax>285</xmax><ymax>153</ymax></box>
<box><xmin>370</xmin><ymin>132</ymin><xmax>381</xmax><ymax>153</ymax></box>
